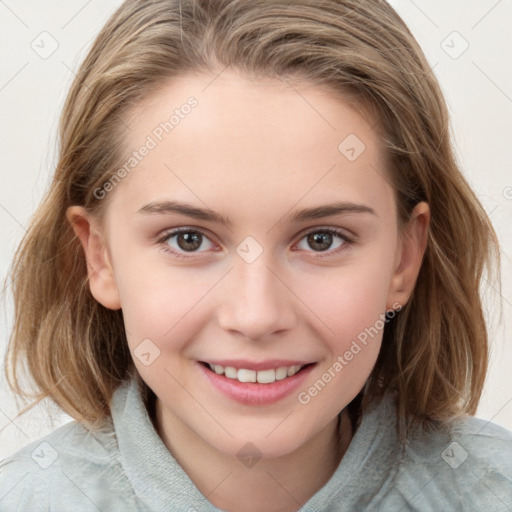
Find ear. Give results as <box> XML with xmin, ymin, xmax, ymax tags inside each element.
<box><xmin>386</xmin><ymin>201</ymin><xmax>430</xmax><ymax>310</ymax></box>
<box><xmin>66</xmin><ymin>206</ymin><xmax>121</xmax><ymax>310</ymax></box>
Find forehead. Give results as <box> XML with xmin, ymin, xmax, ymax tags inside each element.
<box><xmin>108</xmin><ymin>70</ymin><xmax>394</xmax><ymax>223</ymax></box>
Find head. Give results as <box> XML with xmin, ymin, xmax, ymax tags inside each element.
<box><xmin>4</xmin><ymin>0</ymin><xmax>499</xmax><ymax>450</ymax></box>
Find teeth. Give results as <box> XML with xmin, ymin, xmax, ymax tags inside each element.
<box><xmin>238</xmin><ymin>369</ymin><xmax>256</xmax><ymax>383</ymax></box>
<box><xmin>207</xmin><ymin>363</ymin><xmax>305</xmax><ymax>384</ymax></box>
<box><xmin>275</xmin><ymin>367</ymin><xmax>289</xmax><ymax>380</ymax></box>
<box><xmin>256</xmin><ymin>369</ymin><xmax>275</xmax><ymax>384</ymax></box>
<box><xmin>224</xmin><ymin>367</ymin><xmax>237</xmax><ymax>379</ymax></box>
<box><xmin>287</xmin><ymin>365</ymin><xmax>301</xmax><ymax>376</ymax></box>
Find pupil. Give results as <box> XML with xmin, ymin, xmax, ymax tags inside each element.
<box><xmin>177</xmin><ymin>232</ymin><xmax>201</xmax><ymax>251</ymax></box>
<box><xmin>308</xmin><ymin>232</ymin><xmax>332</xmax><ymax>251</ymax></box>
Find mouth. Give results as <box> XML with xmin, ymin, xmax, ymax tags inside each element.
<box><xmin>198</xmin><ymin>360</ymin><xmax>317</xmax><ymax>405</ymax></box>
<box><xmin>199</xmin><ymin>361</ymin><xmax>316</xmax><ymax>384</ymax></box>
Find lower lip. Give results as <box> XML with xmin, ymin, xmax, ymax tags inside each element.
<box><xmin>198</xmin><ymin>362</ymin><xmax>316</xmax><ymax>405</ymax></box>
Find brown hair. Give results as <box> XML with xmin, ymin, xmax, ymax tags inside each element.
<box><xmin>3</xmin><ymin>0</ymin><xmax>500</xmax><ymax>435</ymax></box>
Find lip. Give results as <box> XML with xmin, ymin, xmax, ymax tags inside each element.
<box><xmin>202</xmin><ymin>359</ymin><xmax>312</xmax><ymax>371</ymax></box>
<box><xmin>197</xmin><ymin>361</ymin><xmax>316</xmax><ymax>405</ymax></box>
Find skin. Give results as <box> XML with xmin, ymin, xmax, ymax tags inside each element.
<box><xmin>67</xmin><ymin>69</ymin><xmax>430</xmax><ymax>512</ymax></box>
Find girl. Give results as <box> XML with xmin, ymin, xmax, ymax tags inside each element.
<box><xmin>1</xmin><ymin>0</ymin><xmax>511</xmax><ymax>510</ymax></box>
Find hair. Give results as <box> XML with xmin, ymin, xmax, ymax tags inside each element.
<box><xmin>3</xmin><ymin>0</ymin><xmax>500</xmax><ymax>438</ymax></box>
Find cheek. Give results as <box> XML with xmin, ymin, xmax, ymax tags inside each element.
<box><xmin>118</xmin><ymin>267</ymin><xmax>211</xmax><ymax>390</ymax></box>
<box><xmin>304</xmin><ymin>258</ymin><xmax>394</xmax><ymax>341</ymax></box>
<box><xmin>296</xmin><ymin>249</ymin><xmax>395</xmax><ymax>401</ymax></box>
<box><xmin>295</xmin><ymin>268</ymin><xmax>389</xmax><ymax>412</ymax></box>
<box><xmin>108</xmin><ymin>237</ymin><xmax>208</xmax><ymax>345</ymax></box>
<box><xmin>108</xmin><ymin>224</ymin><xmax>202</xmax><ymax>324</ymax></box>
<box><xmin>119</xmin><ymin>269</ymin><xmax>211</xmax><ymax>344</ymax></box>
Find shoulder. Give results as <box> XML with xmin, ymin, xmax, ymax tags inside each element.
<box><xmin>0</xmin><ymin>419</ymin><xmax>138</xmax><ymax>512</ymax></box>
<box><xmin>387</xmin><ymin>414</ymin><xmax>512</xmax><ymax>510</ymax></box>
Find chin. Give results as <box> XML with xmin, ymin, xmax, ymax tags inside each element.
<box><xmin>202</xmin><ymin>421</ymin><xmax>318</xmax><ymax>461</ymax></box>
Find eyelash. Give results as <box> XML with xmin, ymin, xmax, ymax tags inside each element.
<box><xmin>157</xmin><ymin>226</ymin><xmax>355</xmax><ymax>260</ymax></box>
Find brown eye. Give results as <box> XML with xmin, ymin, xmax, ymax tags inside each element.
<box><xmin>159</xmin><ymin>228</ymin><xmax>215</xmax><ymax>257</ymax></box>
<box><xmin>175</xmin><ymin>231</ymin><xmax>203</xmax><ymax>252</ymax></box>
<box><xmin>296</xmin><ymin>228</ymin><xmax>352</xmax><ymax>256</ymax></box>
<box><xmin>306</xmin><ymin>232</ymin><xmax>334</xmax><ymax>252</ymax></box>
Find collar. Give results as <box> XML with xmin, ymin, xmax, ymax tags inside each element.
<box><xmin>110</xmin><ymin>373</ymin><xmax>399</xmax><ymax>511</ymax></box>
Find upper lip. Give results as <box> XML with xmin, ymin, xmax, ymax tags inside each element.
<box><xmin>200</xmin><ymin>359</ymin><xmax>315</xmax><ymax>371</ymax></box>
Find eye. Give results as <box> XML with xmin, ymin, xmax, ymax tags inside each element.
<box><xmin>157</xmin><ymin>227</ymin><xmax>215</xmax><ymax>259</ymax></box>
<box><xmin>295</xmin><ymin>228</ymin><xmax>353</xmax><ymax>257</ymax></box>
<box><xmin>157</xmin><ymin>226</ymin><xmax>354</xmax><ymax>260</ymax></box>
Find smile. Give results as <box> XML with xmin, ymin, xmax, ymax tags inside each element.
<box><xmin>198</xmin><ymin>360</ymin><xmax>316</xmax><ymax>405</ymax></box>
<box><xmin>204</xmin><ymin>363</ymin><xmax>307</xmax><ymax>384</ymax></box>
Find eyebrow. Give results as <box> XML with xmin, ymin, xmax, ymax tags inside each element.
<box><xmin>137</xmin><ymin>200</ymin><xmax>377</xmax><ymax>226</ymax></box>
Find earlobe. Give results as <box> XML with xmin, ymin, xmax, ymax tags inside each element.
<box><xmin>66</xmin><ymin>206</ymin><xmax>121</xmax><ymax>310</ymax></box>
<box><xmin>386</xmin><ymin>202</ymin><xmax>430</xmax><ymax>310</ymax></box>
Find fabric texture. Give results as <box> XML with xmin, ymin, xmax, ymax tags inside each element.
<box><xmin>1</xmin><ymin>375</ymin><xmax>511</xmax><ymax>511</ymax></box>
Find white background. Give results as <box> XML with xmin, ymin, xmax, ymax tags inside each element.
<box><xmin>1</xmin><ymin>0</ymin><xmax>511</xmax><ymax>460</ymax></box>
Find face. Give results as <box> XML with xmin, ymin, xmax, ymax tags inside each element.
<box><xmin>68</xmin><ymin>70</ymin><xmax>428</xmax><ymax>460</ymax></box>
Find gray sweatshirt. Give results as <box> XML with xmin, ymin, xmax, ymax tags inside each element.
<box><xmin>1</xmin><ymin>375</ymin><xmax>511</xmax><ymax>511</ymax></box>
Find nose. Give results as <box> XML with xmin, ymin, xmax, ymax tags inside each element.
<box><xmin>217</xmin><ymin>253</ymin><xmax>297</xmax><ymax>341</ymax></box>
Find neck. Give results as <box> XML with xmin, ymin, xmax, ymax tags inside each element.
<box><xmin>153</xmin><ymin>399</ymin><xmax>353</xmax><ymax>512</ymax></box>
